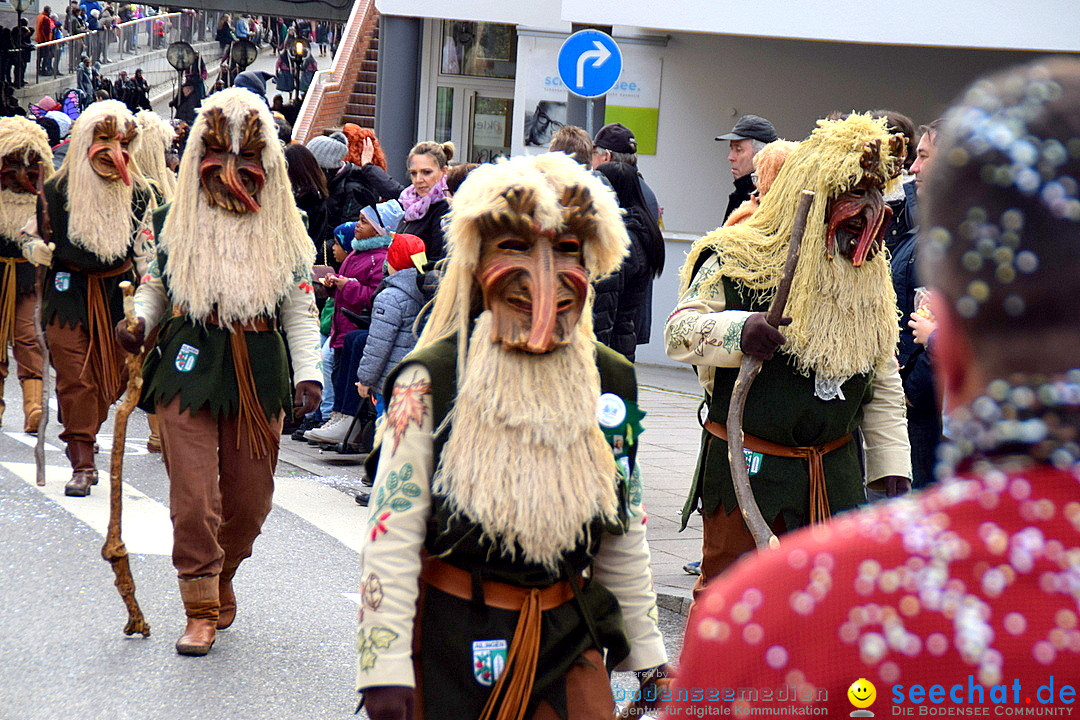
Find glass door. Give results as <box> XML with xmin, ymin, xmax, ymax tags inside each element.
<box><xmin>467</xmin><ymin>93</ymin><xmax>513</xmax><ymax>163</ymax></box>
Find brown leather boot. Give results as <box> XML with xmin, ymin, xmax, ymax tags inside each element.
<box><xmin>64</xmin><ymin>442</ymin><xmax>98</xmax><ymax>497</ymax></box>
<box><xmin>21</xmin><ymin>379</ymin><xmax>42</xmax><ymax>434</ymax></box>
<box><xmin>217</xmin><ymin>566</ymin><xmax>237</xmax><ymax>630</ymax></box>
<box><xmin>176</xmin><ymin>576</ymin><xmax>219</xmax><ymax>656</ymax></box>
<box><xmin>146</xmin><ymin>413</ymin><xmax>161</xmax><ymax>453</ymax></box>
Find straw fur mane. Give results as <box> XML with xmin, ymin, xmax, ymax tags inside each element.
<box><xmin>417</xmin><ymin>152</ymin><xmax>629</xmax><ymax>375</ymax></box>
<box><xmin>159</xmin><ymin>88</ymin><xmax>314</xmax><ymax>325</ymax></box>
<box><xmin>680</xmin><ymin>114</ymin><xmax>902</xmax><ymax>380</ymax></box>
<box><xmin>133</xmin><ymin>111</ymin><xmax>177</xmax><ymax>203</ymax></box>
<box><xmin>433</xmin><ymin>312</ymin><xmax>619</xmax><ymax>571</ymax></box>
<box><xmin>0</xmin><ymin>117</ymin><xmax>53</xmax><ymax>239</ymax></box>
<box><xmin>55</xmin><ymin>100</ymin><xmax>149</xmax><ymax>262</ymax></box>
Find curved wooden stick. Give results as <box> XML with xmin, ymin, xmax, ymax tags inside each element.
<box><xmin>101</xmin><ymin>280</ymin><xmax>150</xmax><ymax>637</ymax></box>
<box><xmin>726</xmin><ymin>189</ymin><xmax>815</xmax><ymax>550</ymax></box>
<box><xmin>33</xmin><ymin>165</ymin><xmax>52</xmax><ymax>487</ymax></box>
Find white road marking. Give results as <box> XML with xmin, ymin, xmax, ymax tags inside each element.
<box><xmin>343</xmin><ymin>592</ymin><xmax>362</xmax><ymax>606</ymax></box>
<box><xmin>3</xmin><ymin>432</ymin><xmax>62</xmax><ymax>452</ymax></box>
<box><xmin>2</xmin><ymin>461</ymin><xmax>173</xmax><ymax>555</ymax></box>
<box><xmin>272</xmin><ymin>474</ymin><xmax>366</xmax><ymax>553</ymax></box>
<box><xmin>2</xmin><ymin>432</ymin><xmax>149</xmax><ymax>456</ymax></box>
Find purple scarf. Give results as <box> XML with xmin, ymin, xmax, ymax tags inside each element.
<box><xmin>399</xmin><ymin>176</ymin><xmax>448</xmax><ymax>222</ymax></box>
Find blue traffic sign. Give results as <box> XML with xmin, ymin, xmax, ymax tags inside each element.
<box><xmin>557</xmin><ymin>30</ymin><xmax>622</xmax><ymax>99</ymax></box>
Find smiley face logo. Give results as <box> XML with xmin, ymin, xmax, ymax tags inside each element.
<box><xmin>848</xmin><ymin>678</ymin><xmax>877</xmax><ymax>709</ymax></box>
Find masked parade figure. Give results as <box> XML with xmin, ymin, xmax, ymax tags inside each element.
<box><xmin>117</xmin><ymin>88</ymin><xmax>322</xmax><ymax>656</ymax></box>
<box><xmin>356</xmin><ymin>153</ymin><xmax>669</xmax><ymax>720</ymax></box>
<box><xmin>665</xmin><ymin>114</ymin><xmax>912</xmax><ymax>590</ymax></box>
<box><xmin>21</xmin><ymin>100</ymin><xmax>154</xmax><ymax>497</ymax></box>
<box><xmin>0</xmin><ymin>117</ymin><xmax>51</xmax><ymax>434</ymax></box>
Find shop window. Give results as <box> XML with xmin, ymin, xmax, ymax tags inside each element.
<box><xmin>440</xmin><ymin>21</ymin><xmax>516</xmax><ymax>79</ymax></box>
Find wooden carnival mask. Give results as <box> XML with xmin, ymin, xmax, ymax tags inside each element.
<box><xmin>0</xmin><ymin>151</ymin><xmax>43</xmax><ymax>194</ymax></box>
<box><xmin>475</xmin><ymin>185</ymin><xmax>590</xmax><ymax>354</ymax></box>
<box><xmin>88</xmin><ymin>115</ymin><xmax>137</xmax><ymax>186</ymax></box>
<box><xmin>198</xmin><ymin>107</ymin><xmax>266</xmax><ymax>214</ymax></box>
<box><xmin>825</xmin><ymin>136</ymin><xmax>906</xmax><ymax>267</ymax></box>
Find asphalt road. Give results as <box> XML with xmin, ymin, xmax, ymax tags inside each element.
<box><xmin>0</xmin><ymin>381</ymin><xmax>686</xmax><ymax>720</ymax></box>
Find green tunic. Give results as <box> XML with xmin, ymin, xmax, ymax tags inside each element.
<box><xmin>38</xmin><ymin>175</ymin><xmax>150</xmax><ymax>329</ymax></box>
<box><xmin>0</xmin><ymin>233</ymin><xmax>35</xmax><ymax>297</ymax></box>
<box><xmin>137</xmin><ymin>204</ymin><xmax>292</xmax><ymax>420</ymax></box>
<box><xmin>377</xmin><ymin>335</ymin><xmax>639</xmax><ymax>720</ymax></box>
<box><xmin>682</xmin><ymin>274</ymin><xmax>872</xmax><ymax>531</ymax></box>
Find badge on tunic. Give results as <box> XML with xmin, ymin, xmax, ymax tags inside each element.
<box><xmin>175</xmin><ymin>343</ymin><xmax>200</xmax><ymax>372</ymax></box>
<box><xmin>472</xmin><ymin>639</ymin><xmax>507</xmax><ymax>687</ymax></box>
<box><xmin>743</xmin><ymin>449</ymin><xmax>763</xmax><ymax>476</ymax></box>
<box><xmin>596</xmin><ymin>393</ymin><xmax>627</xmax><ymax>428</ymax></box>
<box><xmin>54</xmin><ymin>272</ymin><xmax>70</xmax><ymax>292</ymax></box>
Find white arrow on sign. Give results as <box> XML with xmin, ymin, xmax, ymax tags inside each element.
<box><xmin>576</xmin><ymin>40</ymin><xmax>612</xmax><ymax>89</ymax></box>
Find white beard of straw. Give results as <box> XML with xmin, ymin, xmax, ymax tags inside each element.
<box><xmin>433</xmin><ymin>312</ymin><xmax>619</xmax><ymax>572</ymax></box>
<box><xmin>160</xmin><ymin>88</ymin><xmax>313</xmax><ymax>326</ymax></box>
<box><xmin>66</xmin><ymin>162</ymin><xmax>137</xmax><ymax>262</ymax></box>
<box><xmin>0</xmin><ymin>189</ymin><xmax>36</xmax><ymax>241</ymax></box>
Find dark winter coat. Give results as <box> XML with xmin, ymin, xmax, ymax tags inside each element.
<box><xmin>356</xmin><ymin>268</ymin><xmax>424</xmax><ymax>394</ymax></box>
<box><xmin>592</xmin><ymin>219</ymin><xmax>651</xmax><ymax>362</ymax></box>
<box><xmin>324</xmin><ymin>163</ymin><xmax>404</xmax><ymax>236</ymax></box>
<box><xmin>294</xmin><ymin>190</ymin><xmax>327</xmax><ymax>259</ymax></box>
<box><xmin>395</xmin><ymin>199</ymin><xmax>449</xmax><ymax>262</ymax></box>
<box><xmin>724</xmin><ymin>173</ymin><xmax>755</xmax><ymax>223</ymax></box>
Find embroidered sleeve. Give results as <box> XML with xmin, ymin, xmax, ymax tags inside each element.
<box><xmin>356</xmin><ymin>363</ymin><xmax>435</xmax><ymax>692</ymax></box>
<box><xmin>132</xmin><ymin>262</ymin><xmax>168</xmax><ymax>330</ymax></box>
<box><xmin>279</xmin><ymin>281</ymin><xmax>323</xmax><ymax>386</ymax></box>
<box><xmin>664</xmin><ymin>253</ymin><xmax>753</xmax><ymax>395</ymax></box>
<box><xmin>861</xmin><ymin>359</ymin><xmax>913</xmax><ymax>484</ymax></box>
<box><xmin>593</xmin><ymin>460</ymin><xmax>668</xmax><ymax>672</ymax></box>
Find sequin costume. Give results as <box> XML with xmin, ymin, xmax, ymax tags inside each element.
<box><xmin>670</xmin><ymin>459</ymin><xmax>1079</xmax><ymax>716</ymax></box>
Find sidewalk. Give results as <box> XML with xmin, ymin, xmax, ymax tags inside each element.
<box><xmin>277</xmin><ymin>361</ymin><xmax>706</xmax><ymax>614</ymax></box>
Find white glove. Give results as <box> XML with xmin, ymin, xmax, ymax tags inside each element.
<box><xmin>22</xmin><ymin>239</ymin><xmax>54</xmax><ymax>267</ymax></box>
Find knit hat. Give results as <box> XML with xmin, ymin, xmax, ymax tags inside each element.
<box><xmin>386</xmin><ymin>233</ymin><xmax>427</xmax><ymax>272</ymax></box>
<box><xmin>306</xmin><ymin>135</ymin><xmax>346</xmax><ymax>170</ymax></box>
<box><xmin>333</xmin><ymin>221</ymin><xmax>356</xmax><ymax>249</ymax></box>
<box><xmin>359</xmin><ymin>199</ymin><xmax>404</xmax><ymax>236</ymax></box>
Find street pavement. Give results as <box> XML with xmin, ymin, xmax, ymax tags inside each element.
<box><xmin>0</xmin><ymin>360</ymin><xmax>703</xmax><ymax>719</ymax></box>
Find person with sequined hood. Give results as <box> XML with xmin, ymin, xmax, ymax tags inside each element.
<box><xmin>356</xmin><ymin>153</ymin><xmax>669</xmax><ymax>720</ymax></box>
<box><xmin>20</xmin><ymin>100</ymin><xmax>155</xmax><ymax>497</ymax></box>
<box><xmin>671</xmin><ymin>57</ymin><xmax>1080</xmax><ymax>715</ymax></box>
<box><xmin>665</xmin><ymin>114</ymin><xmax>912</xmax><ymax>591</ymax></box>
<box><xmin>115</xmin><ymin>88</ymin><xmax>322</xmax><ymax>657</ymax></box>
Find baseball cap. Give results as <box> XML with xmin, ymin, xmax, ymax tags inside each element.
<box><xmin>593</xmin><ymin>123</ymin><xmax>637</xmax><ymax>154</ymax></box>
<box><xmin>715</xmin><ymin>114</ymin><xmax>778</xmax><ymax>143</ymax></box>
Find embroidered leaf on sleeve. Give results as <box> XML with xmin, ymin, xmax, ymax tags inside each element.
<box><xmin>387</xmin><ymin>378</ymin><xmax>431</xmax><ymax>452</ymax></box>
<box><xmin>720</xmin><ymin>317</ymin><xmax>745</xmax><ymax>353</ymax></box>
<box><xmin>358</xmin><ymin>626</ymin><xmax>399</xmax><ymax>672</ymax></box>
<box><xmin>367</xmin><ymin>464</ymin><xmax>422</xmax><ymax>540</ymax></box>
<box><xmin>361</xmin><ymin>573</ymin><xmax>384</xmax><ymax>611</ymax></box>
<box><xmin>666</xmin><ymin>311</ymin><xmax>696</xmax><ymax>351</ymax></box>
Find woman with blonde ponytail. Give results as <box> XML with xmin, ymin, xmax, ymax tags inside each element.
<box><xmin>395</xmin><ymin>140</ymin><xmax>454</xmax><ymax>261</ymax></box>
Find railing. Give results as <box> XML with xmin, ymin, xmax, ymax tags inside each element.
<box><xmin>30</xmin><ymin>10</ymin><xmax>216</xmax><ymax>85</ymax></box>
<box><xmin>292</xmin><ymin>0</ymin><xmax>376</xmax><ymax>143</ymax></box>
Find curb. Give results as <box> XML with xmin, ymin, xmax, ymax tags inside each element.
<box><xmin>656</xmin><ymin>591</ymin><xmax>693</xmax><ymax>617</ymax></box>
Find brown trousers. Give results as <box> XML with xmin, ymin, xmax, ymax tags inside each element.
<box><xmin>693</xmin><ymin>506</ymin><xmax>786</xmax><ymax>601</ymax></box>
<box><xmin>47</xmin><ymin>319</ymin><xmax>123</xmax><ymax>459</ymax></box>
<box><xmin>0</xmin><ymin>293</ymin><xmax>43</xmax><ymax>382</ymax></box>
<box><xmin>156</xmin><ymin>395</ymin><xmax>284</xmax><ymax>580</ymax></box>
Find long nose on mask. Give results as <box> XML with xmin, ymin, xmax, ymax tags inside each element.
<box><xmin>523</xmin><ymin>241</ymin><xmax>558</xmax><ymax>353</ymax></box>
<box><xmin>221</xmin><ymin>153</ymin><xmax>261</xmax><ymax>213</ymax></box>
<box><xmin>14</xmin><ymin>167</ymin><xmax>36</xmax><ymax>194</ymax></box>
<box><xmin>108</xmin><ymin>144</ymin><xmax>131</xmax><ymax>186</ymax></box>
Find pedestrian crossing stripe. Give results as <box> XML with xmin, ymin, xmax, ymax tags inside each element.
<box><xmin>2</xmin><ymin>461</ymin><xmax>173</xmax><ymax>555</ymax></box>
<box><xmin>1</xmin><ymin>462</ymin><xmax>367</xmax><ymax>557</ymax></box>
<box><xmin>2</xmin><ymin>431</ymin><xmax>150</xmax><ymax>457</ymax></box>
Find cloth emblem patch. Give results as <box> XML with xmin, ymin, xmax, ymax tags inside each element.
<box><xmin>54</xmin><ymin>272</ymin><xmax>70</xmax><ymax>292</ymax></box>
<box><xmin>744</xmin><ymin>449</ymin><xmax>763</xmax><ymax>476</ymax></box>
<box><xmin>472</xmin><ymin>639</ymin><xmax>507</xmax><ymax>687</ymax></box>
<box><xmin>175</xmin><ymin>343</ymin><xmax>200</xmax><ymax>373</ymax></box>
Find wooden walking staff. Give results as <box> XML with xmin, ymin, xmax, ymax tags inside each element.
<box><xmin>101</xmin><ymin>280</ymin><xmax>150</xmax><ymax>637</ymax></box>
<box><xmin>33</xmin><ymin>166</ymin><xmax>53</xmax><ymax>487</ymax></box>
<box><xmin>726</xmin><ymin>189</ymin><xmax>815</xmax><ymax>550</ymax></box>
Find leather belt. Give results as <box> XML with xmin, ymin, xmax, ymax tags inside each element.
<box><xmin>171</xmin><ymin>305</ymin><xmax>277</xmax><ymax>332</ymax></box>
<box><xmin>704</xmin><ymin>420</ymin><xmax>852</xmax><ymax>524</ymax></box>
<box><xmin>420</xmin><ymin>554</ymin><xmax>573</xmax><ymax>612</ymax></box>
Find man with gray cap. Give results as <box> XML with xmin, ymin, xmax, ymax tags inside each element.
<box><xmin>716</xmin><ymin>114</ymin><xmax>778</xmax><ymax>222</ymax></box>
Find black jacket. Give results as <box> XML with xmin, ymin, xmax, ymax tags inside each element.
<box><xmin>724</xmin><ymin>173</ymin><xmax>755</xmax><ymax>223</ymax></box>
<box><xmin>592</xmin><ymin>219</ymin><xmax>652</xmax><ymax>362</ymax></box>
<box><xmin>396</xmin><ymin>199</ymin><xmax>450</xmax><ymax>262</ymax></box>
<box><xmin>324</xmin><ymin>163</ymin><xmax>404</xmax><ymax>237</ymax></box>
